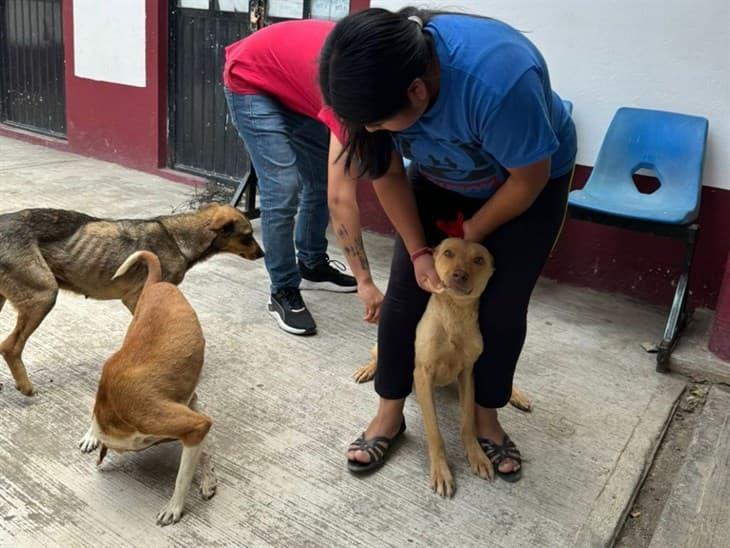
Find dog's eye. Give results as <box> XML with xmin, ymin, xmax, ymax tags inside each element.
<box><xmin>473</xmin><ymin>256</ymin><xmax>485</xmax><ymax>266</ymax></box>
<box><xmin>443</xmin><ymin>249</ymin><xmax>454</xmax><ymax>258</ymax></box>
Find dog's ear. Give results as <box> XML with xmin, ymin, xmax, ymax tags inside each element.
<box><xmin>209</xmin><ymin>208</ymin><xmax>236</xmax><ymax>235</ymax></box>
<box><xmin>483</xmin><ymin>249</ymin><xmax>495</xmax><ymax>271</ymax></box>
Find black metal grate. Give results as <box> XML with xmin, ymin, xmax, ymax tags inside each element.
<box><xmin>169</xmin><ymin>4</ymin><xmax>253</xmax><ymax>184</ymax></box>
<box><xmin>0</xmin><ymin>0</ymin><xmax>66</xmax><ymax>137</ymax></box>
<box><xmin>168</xmin><ymin>0</ymin><xmax>326</xmax><ymax>185</ymax></box>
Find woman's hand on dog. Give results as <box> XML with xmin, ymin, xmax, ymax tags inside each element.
<box><xmin>414</xmin><ymin>254</ymin><xmax>444</xmax><ymax>294</ymax></box>
<box><xmin>358</xmin><ymin>280</ymin><xmax>384</xmax><ymax>323</ymax></box>
<box><xmin>462</xmin><ymin>218</ymin><xmax>484</xmax><ymax>243</ymax></box>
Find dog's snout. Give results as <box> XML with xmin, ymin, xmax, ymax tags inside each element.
<box><xmin>452</xmin><ymin>269</ymin><xmax>469</xmax><ymax>282</ymax></box>
<box><xmin>244</xmin><ymin>242</ymin><xmax>264</xmax><ymax>260</ymax></box>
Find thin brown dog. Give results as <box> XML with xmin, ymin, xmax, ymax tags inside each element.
<box><xmin>353</xmin><ymin>238</ymin><xmax>529</xmax><ymax>496</ymax></box>
<box><xmin>79</xmin><ymin>250</ymin><xmax>214</xmax><ymax>526</ymax></box>
<box><xmin>0</xmin><ymin>203</ymin><xmax>263</xmax><ymax>396</ymax></box>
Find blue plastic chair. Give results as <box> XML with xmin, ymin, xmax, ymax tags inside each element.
<box><xmin>569</xmin><ymin>107</ymin><xmax>708</xmax><ymax>224</ymax></box>
<box><xmin>568</xmin><ymin>107</ymin><xmax>709</xmax><ymax>371</ymax></box>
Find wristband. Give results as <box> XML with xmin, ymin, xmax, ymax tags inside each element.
<box><xmin>410</xmin><ymin>246</ymin><xmax>433</xmax><ymax>263</ymax></box>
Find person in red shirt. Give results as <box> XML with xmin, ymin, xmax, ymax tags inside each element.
<box><xmin>224</xmin><ymin>20</ymin><xmax>381</xmax><ymax>335</ymax></box>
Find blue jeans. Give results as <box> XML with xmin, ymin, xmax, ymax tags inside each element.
<box><xmin>225</xmin><ymin>89</ymin><xmax>330</xmax><ymax>293</ymax></box>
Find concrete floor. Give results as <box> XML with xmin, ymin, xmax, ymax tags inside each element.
<box><xmin>649</xmin><ymin>386</ymin><xmax>730</xmax><ymax>548</ymax></box>
<box><xmin>0</xmin><ymin>136</ymin><xmax>690</xmax><ymax>547</ymax></box>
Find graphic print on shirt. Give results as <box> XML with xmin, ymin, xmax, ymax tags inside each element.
<box><xmin>394</xmin><ymin>134</ymin><xmax>508</xmax><ymax>199</ymax></box>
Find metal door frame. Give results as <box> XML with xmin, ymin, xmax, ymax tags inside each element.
<box><xmin>0</xmin><ymin>1</ymin><xmax>7</xmax><ymax>123</ymax></box>
<box><xmin>0</xmin><ymin>0</ymin><xmax>66</xmax><ymax>138</ymax></box>
<box><xmin>168</xmin><ymin>1</ymin><xmax>251</xmax><ymax>184</ymax></box>
<box><xmin>168</xmin><ymin>0</ymin><xmax>340</xmax><ymax>218</ymax></box>
<box><xmin>167</xmin><ymin>1</ymin><xmax>317</xmax><ymax>184</ymax></box>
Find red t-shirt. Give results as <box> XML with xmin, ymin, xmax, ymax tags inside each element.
<box><xmin>223</xmin><ymin>20</ymin><xmax>346</xmax><ymax>144</ymax></box>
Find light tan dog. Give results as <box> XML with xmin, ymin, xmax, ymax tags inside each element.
<box><xmin>0</xmin><ymin>203</ymin><xmax>262</xmax><ymax>396</ymax></box>
<box><xmin>78</xmin><ymin>251</ymin><xmax>215</xmax><ymax>526</ymax></box>
<box><xmin>354</xmin><ymin>238</ymin><xmax>529</xmax><ymax>496</ymax></box>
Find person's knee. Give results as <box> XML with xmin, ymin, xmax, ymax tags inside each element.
<box><xmin>481</xmin><ymin>304</ymin><xmax>526</xmax><ymax>342</ymax></box>
<box><xmin>259</xmin><ymin>182</ymin><xmax>300</xmax><ymax>218</ymax></box>
<box><xmin>300</xmin><ymin>189</ymin><xmax>327</xmax><ymax>211</ymax></box>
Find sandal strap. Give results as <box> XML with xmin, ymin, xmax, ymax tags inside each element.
<box><xmin>347</xmin><ymin>418</ymin><xmax>406</xmax><ymax>465</ymax></box>
<box><xmin>478</xmin><ymin>434</ymin><xmax>522</xmax><ymax>467</ymax></box>
<box><xmin>365</xmin><ymin>445</ymin><xmax>383</xmax><ymax>462</ymax></box>
<box><xmin>501</xmin><ymin>435</ymin><xmax>522</xmax><ymax>463</ymax></box>
<box><xmin>348</xmin><ymin>434</ymin><xmax>367</xmax><ymax>452</ymax></box>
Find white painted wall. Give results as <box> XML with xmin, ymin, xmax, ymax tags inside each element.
<box><xmin>73</xmin><ymin>0</ymin><xmax>146</xmax><ymax>88</ymax></box>
<box><xmin>372</xmin><ymin>0</ymin><xmax>729</xmax><ymax>190</ymax></box>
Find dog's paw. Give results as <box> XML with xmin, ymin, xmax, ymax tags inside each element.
<box><xmin>429</xmin><ymin>459</ymin><xmax>455</xmax><ymax>498</ymax></box>
<box><xmin>466</xmin><ymin>443</ymin><xmax>494</xmax><ymax>481</ymax></box>
<box><xmin>509</xmin><ymin>387</ymin><xmax>532</xmax><ymax>412</ymax></box>
<box><xmin>156</xmin><ymin>501</ymin><xmax>184</xmax><ymax>526</ymax></box>
<box><xmin>199</xmin><ymin>469</ymin><xmax>218</xmax><ymax>500</ymax></box>
<box><xmin>78</xmin><ymin>431</ymin><xmax>100</xmax><ymax>454</ymax></box>
<box><xmin>16</xmin><ymin>381</ymin><xmax>36</xmax><ymax>397</ymax></box>
<box><xmin>352</xmin><ymin>362</ymin><xmax>376</xmax><ymax>384</ymax></box>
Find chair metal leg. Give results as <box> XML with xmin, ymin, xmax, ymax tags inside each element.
<box><xmin>245</xmin><ymin>169</ymin><xmax>259</xmax><ymax>218</ymax></box>
<box><xmin>229</xmin><ymin>179</ymin><xmax>247</xmax><ymax>208</ymax></box>
<box><xmin>656</xmin><ymin>224</ymin><xmax>698</xmax><ymax>372</ymax></box>
<box><xmin>229</xmin><ymin>166</ymin><xmax>260</xmax><ymax>219</ymax></box>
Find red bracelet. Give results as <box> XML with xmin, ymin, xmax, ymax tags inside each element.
<box><xmin>410</xmin><ymin>246</ymin><xmax>433</xmax><ymax>263</ymax></box>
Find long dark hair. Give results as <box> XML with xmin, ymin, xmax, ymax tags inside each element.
<box><xmin>319</xmin><ymin>7</ymin><xmax>438</xmax><ymax>179</ymax></box>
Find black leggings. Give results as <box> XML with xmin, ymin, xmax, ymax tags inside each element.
<box><xmin>374</xmin><ymin>167</ymin><xmax>572</xmax><ymax>408</ymax></box>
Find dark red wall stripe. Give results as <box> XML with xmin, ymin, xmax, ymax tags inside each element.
<box><xmin>349</xmin><ymin>0</ymin><xmax>371</xmax><ymax>12</ymax></box>
<box><xmin>710</xmin><ymin>252</ymin><xmax>730</xmax><ymax>359</ymax></box>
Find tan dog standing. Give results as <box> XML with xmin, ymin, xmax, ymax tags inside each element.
<box><xmin>414</xmin><ymin>238</ymin><xmax>495</xmax><ymax>496</ymax></box>
<box><xmin>354</xmin><ymin>238</ymin><xmax>527</xmax><ymax>496</ymax></box>
<box><xmin>78</xmin><ymin>251</ymin><xmax>215</xmax><ymax>525</ymax></box>
<box><xmin>0</xmin><ymin>203</ymin><xmax>262</xmax><ymax>396</ymax></box>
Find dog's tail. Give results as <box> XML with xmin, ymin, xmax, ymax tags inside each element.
<box><xmin>113</xmin><ymin>251</ymin><xmax>162</xmax><ymax>287</ymax></box>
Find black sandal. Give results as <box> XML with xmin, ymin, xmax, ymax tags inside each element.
<box><xmin>347</xmin><ymin>418</ymin><xmax>406</xmax><ymax>474</ymax></box>
<box><xmin>478</xmin><ymin>434</ymin><xmax>523</xmax><ymax>483</ymax></box>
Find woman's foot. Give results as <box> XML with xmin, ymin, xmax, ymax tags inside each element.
<box><xmin>475</xmin><ymin>405</ymin><xmax>521</xmax><ymax>475</ymax></box>
<box><xmin>477</xmin><ymin>435</ymin><xmax>522</xmax><ymax>483</ymax></box>
<box><xmin>346</xmin><ymin>398</ymin><xmax>405</xmax><ymax>465</ymax></box>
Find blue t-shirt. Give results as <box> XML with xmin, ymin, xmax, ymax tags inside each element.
<box><xmin>392</xmin><ymin>16</ymin><xmax>577</xmax><ymax>199</ymax></box>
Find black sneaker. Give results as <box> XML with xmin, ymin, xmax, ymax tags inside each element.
<box><xmin>299</xmin><ymin>256</ymin><xmax>357</xmax><ymax>293</ymax></box>
<box><xmin>268</xmin><ymin>287</ymin><xmax>316</xmax><ymax>336</ymax></box>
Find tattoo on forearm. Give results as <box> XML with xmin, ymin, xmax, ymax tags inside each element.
<box><xmin>355</xmin><ymin>235</ymin><xmax>369</xmax><ymax>270</ymax></box>
<box><xmin>337</xmin><ymin>224</ymin><xmax>370</xmax><ymax>272</ymax></box>
<box><xmin>336</xmin><ymin>225</ymin><xmax>349</xmax><ymax>239</ymax></box>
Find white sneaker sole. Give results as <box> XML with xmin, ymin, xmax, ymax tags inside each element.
<box><xmin>299</xmin><ymin>279</ymin><xmax>357</xmax><ymax>293</ymax></box>
<box><xmin>267</xmin><ymin>303</ymin><xmax>316</xmax><ymax>336</ymax></box>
